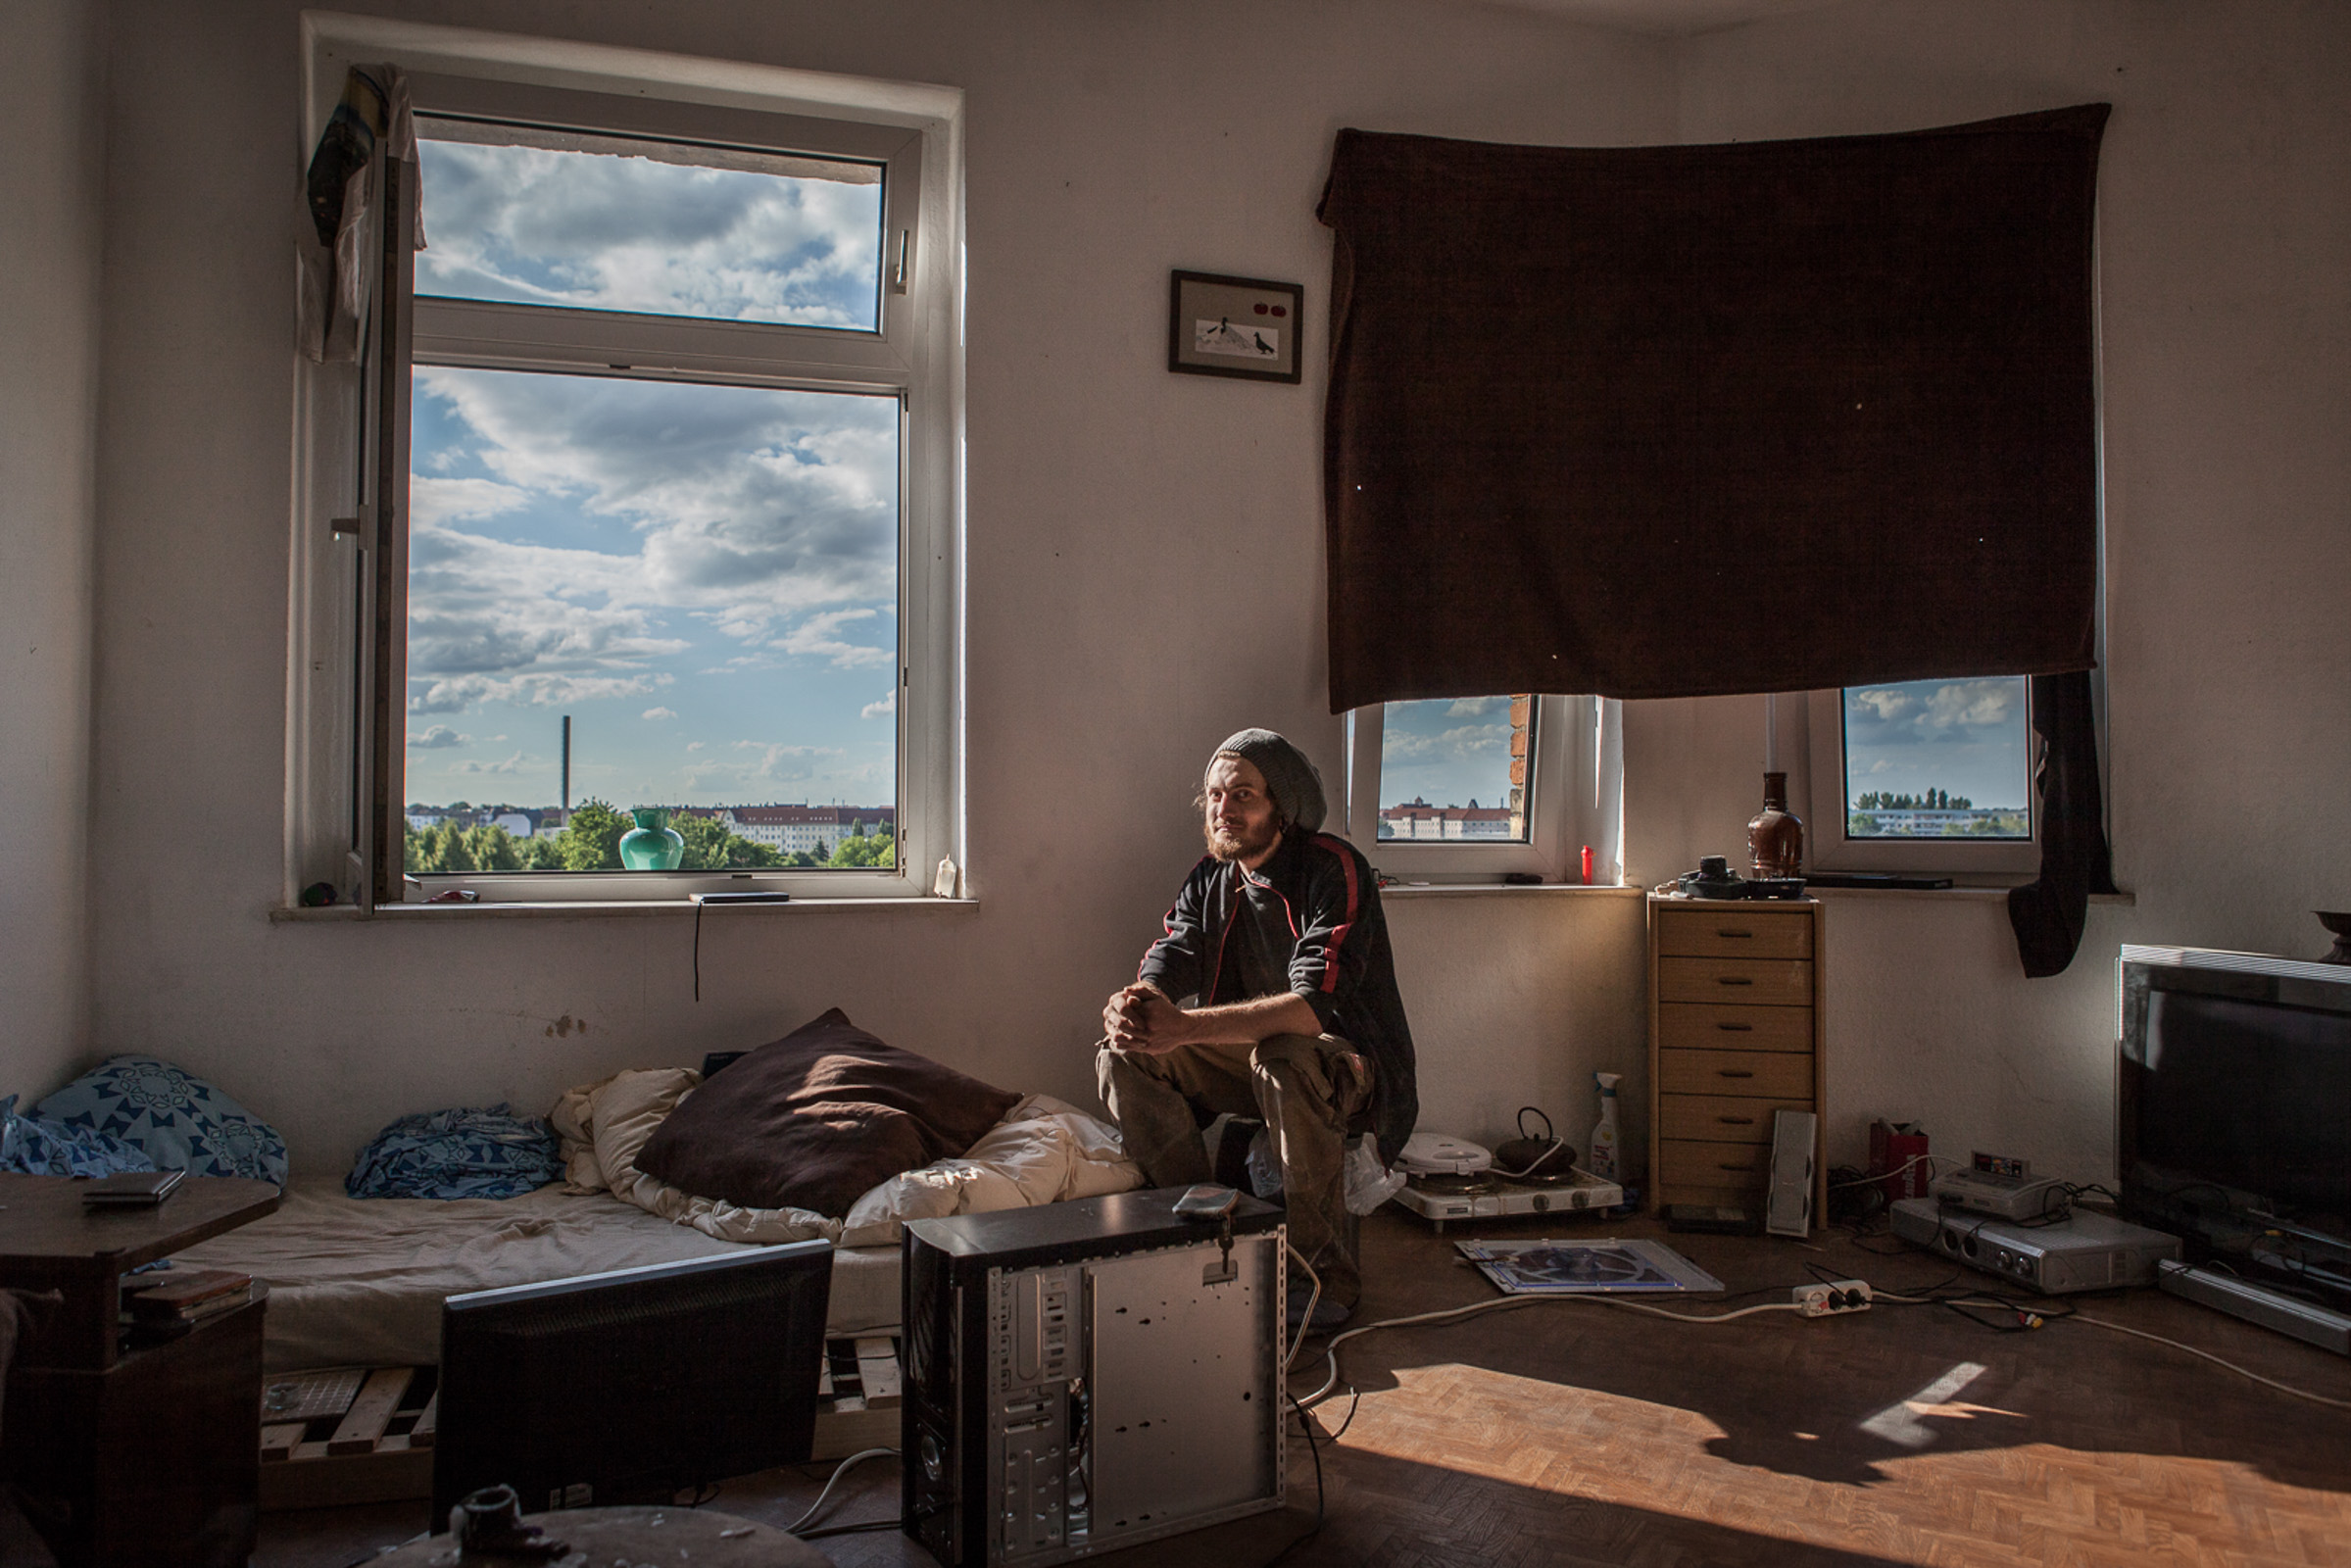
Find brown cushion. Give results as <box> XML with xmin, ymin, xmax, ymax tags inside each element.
<box><xmin>635</xmin><ymin>1008</ymin><xmax>1022</xmax><ymax>1216</ymax></box>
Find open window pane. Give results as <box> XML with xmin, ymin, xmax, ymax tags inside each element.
<box><xmin>402</xmin><ymin>368</ymin><xmax>901</xmax><ymax>872</ymax></box>
<box><xmin>1841</xmin><ymin>677</ymin><xmax>2032</xmax><ymax>841</ymax></box>
<box><xmin>1375</xmin><ymin>696</ymin><xmax>1531</xmax><ymax>842</ymax></box>
<box><xmin>416</xmin><ymin>120</ymin><xmax>884</xmax><ymax>329</ymax></box>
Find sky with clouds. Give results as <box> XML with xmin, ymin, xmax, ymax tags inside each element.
<box><xmin>1381</xmin><ymin>697</ymin><xmax>1522</xmax><ymax>817</ymax></box>
<box><xmin>402</xmin><ymin>132</ymin><xmax>897</xmax><ymax>811</ymax></box>
<box><xmin>1840</xmin><ymin>676</ymin><xmax>2031</xmax><ymax>808</ymax></box>
<box><xmin>415</xmin><ymin>133</ymin><xmax>881</xmax><ymax>328</ymax></box>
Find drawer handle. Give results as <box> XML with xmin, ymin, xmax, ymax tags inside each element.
<box><xmin>1715</xmin><ymin>1022</ymin><xmax>1754</xmax><ymax>1032</ymax></box>
<box><xmin>1716</xmin><ymin>929</ymin><xmax>1755</xmax><ymax>939</ymax></box>
<box><xmin>1718</xmin><ymin>1115</ymin><xmax>1755</xmax><ymax>1125</ymax></box>
<box><xmin>1717</xmin><ymin>977</ymin><xmax>1754</xmax><ymax>987</ymax></box>
<box><xmin>1717</xmin><ymin>1069</ymin><xmax>1755</xmax><ymax>1079</ymax></box>
<box><xmin>1717</xmin><ymin>1161</ymin><xmax>1756</xmax><ymax>1173</ymax></box>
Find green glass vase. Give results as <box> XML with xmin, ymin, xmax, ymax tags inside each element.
<box><xmin>618</xmin><ymin>808</ymin><xmax>685</xmax><ymax>870</ymax></box>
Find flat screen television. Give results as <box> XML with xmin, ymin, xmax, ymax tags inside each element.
<box><xmin>431</xmin><ymin>1240</ymin><xmax>833</xmax><ymax>1520</ymax></box>
<box><xmin>2118</xmin><ymin>945</ymin><xmax>2351</xmax><ymax>1311</ymax></box>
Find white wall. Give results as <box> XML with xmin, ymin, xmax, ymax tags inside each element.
<box><xmin>0</xmin><ymin>0</ymin><xmax>107</xmax><ymax>1101</ymax></box>
<box><xmin>1632</xmin><ymin>0</ymin><xmax>2351</xmax><ymax>1184</ymax></box>
<box><xmin>78</xmin><ymin>0</ymin><xmax>1671</xmax><ymax>1172</ymax></box>
<box><xmin>57</xmin><ymin>0</ymin><xmax>2350</xmax><ymax>1191</ymax></box>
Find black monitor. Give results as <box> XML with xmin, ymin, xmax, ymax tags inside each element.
<box><xmin>2119</xmin><ymin>945</ymin><xmax>2351</xmax><ymax>1307</ymax></box>
<box><xmin>432</xmin><ymin>1240</ymin><xmax>833</xmax><ymax>1520</ymax></box>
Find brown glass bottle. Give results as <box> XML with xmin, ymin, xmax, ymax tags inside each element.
<box><xmin>1748</xmin><ymin>771</ymin><xmax>1803</xmax><ymax>878</ymax></box>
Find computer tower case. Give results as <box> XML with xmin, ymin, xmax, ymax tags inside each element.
<box><xmin>901</xmin><ymin>1188</ymin><xmax>1288</xmax><ymax>1567</ymax></box>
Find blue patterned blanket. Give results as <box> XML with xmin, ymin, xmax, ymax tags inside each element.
<box><xmin>345</xmin><ymin>1103</ymin><xmax>563</xmax><ymax>1200</ymax></box>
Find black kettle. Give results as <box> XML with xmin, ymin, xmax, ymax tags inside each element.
<box><xmin>1493</xmin><ymin>1106</ymin><xmax>1575</xmax><ymax>1183</ymax></box>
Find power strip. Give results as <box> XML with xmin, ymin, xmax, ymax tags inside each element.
<box><xmin>1791</xmin><ymin>1279</ymin><xmax>1874</xmax><ymax>1318</ymax></box>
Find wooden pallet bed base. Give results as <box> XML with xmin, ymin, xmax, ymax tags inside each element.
<box><xmin>258</xmin><ymin>1336</ymin><xmax>902</xmax><ymax>1510</ymax></box>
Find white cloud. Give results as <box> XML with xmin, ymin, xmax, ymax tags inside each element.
<box><xmin>642</xmin><ymin>706</ymin><xmax>678</xmax><ymax>720</ymax></box>
<box><xmin>861</xmin><ymin>690</ymin><xmax>897</xmax><ymax>719</ymax></box>
<box><xmin>1385</xmin><ymin>723</ymin><xmax>1507</xmax><ymax>761</ymax></box>
<box><xmin>778</xmin><ymin>607</ymin><xmax>893</xmax><ymax>669</ymax></box>
<box><xmin>1852</xmin><ymin>688</ymin><xmax>1915</xmax><ymax>721</ymax></box>
<box><xmin>1920</xmin><ymin>680</ymin><xmax>2017</xmax><ymax>730</ymax></box>
<box><xmin>409</xmin><ymin>670</ymin><xmax>672</xmax><ymax>714</ymax></box>
<box><xmin>407</xmin><ymin>725</ymin><xmax>469</xmax><ymax>750</ymax></box>
<box><xmin>678</xmin><ymin>740</ymin><xmax>850</xmax><ymax>792</ymax></box>
<box><xmin>410</xmin><ymin>475</ymin><xmax>529</xmax><ymax>527</ymax></box>
<box><xmin>1445</xmin><ymin>697</ymin><xmax>1507</xmax><ymax>717</ymax></box>
<box><xmin>453</xmin><ymin>751</ymin><xmax>529</xmax><ymax>775</ymax></box>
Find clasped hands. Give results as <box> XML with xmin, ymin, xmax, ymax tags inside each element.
<box><xmin>1102</xmin><ymin>983</ymin><xmax>1193</xmax><ymax>1053</ymax></box>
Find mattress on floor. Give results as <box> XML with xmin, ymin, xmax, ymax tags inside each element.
<box><xmin>173</xmin><ymin>1181</ymin><xmax>899</xmax><ymax>1372</ymax></box>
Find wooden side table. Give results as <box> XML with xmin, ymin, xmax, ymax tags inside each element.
<box><xmin>0</xmin><ymin>1174</ymin><xmax>281</xmax><ymax>1568</ymax></box>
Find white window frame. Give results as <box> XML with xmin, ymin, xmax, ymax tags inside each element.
<box><xmin>1802</xmin><ymin>684</ymin><xmax>2040</xmax><ymax>877</ymax></box>
<box><xmin>287</xmin><ymin>14</ymin><xmax>963</xmax><ymax>907</ymax></box>
<box><xmin>1343</xmin><ymin>696</ymin><xmax>1623</xmax><ymax>885</ymax></box>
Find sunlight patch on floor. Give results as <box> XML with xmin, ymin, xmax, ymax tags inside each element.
<box><xmin>1324</xmin><ymin>1362</ymin><xmax>2351</xmax><ymax>1567</ymax></box>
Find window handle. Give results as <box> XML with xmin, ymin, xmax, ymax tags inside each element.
<box><xmin>891</xmin><ymin>228</ymin><xmax>913</xmax><ymax>294</ymax></box>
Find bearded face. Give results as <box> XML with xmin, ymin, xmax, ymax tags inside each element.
<box><xmin>1200</xmin><ymin>755</ymin><xmax>1283</xmax><ymax>866</ymax></box>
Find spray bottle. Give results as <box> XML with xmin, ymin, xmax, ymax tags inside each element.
<box><xmin>1588</xmin><ymin>1072</ymin><xmax>1621</xmax><ymax>1181</ymax></box>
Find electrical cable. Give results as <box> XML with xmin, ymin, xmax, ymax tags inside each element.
<box><xmin>1827</xmin><ymin>1153</ymin><xmax>1940</xmax><ymax>1190</ymax></box>
<box><xmin>784</xmin><ymin>1446</ymin><xmax>896</xmax><ymax>1537</ymax></box>
<box><xmin>2066</xmin><ymin>1313</ymin><xmax>2351</xmax><ymax>1410</ymax></box>
<box><xmin>797</xmin><ymin>1518</ymin><xmax>906</xmax><ymax>1540</ymax></box>
<box><xmin>1290</xmin><ymin>1290</ymin><xmax>1808</xmax><ymax>1409</ymax></box>
<box><xmin>1792</xmin><ymin>1263</ymin><xmax>2351</xmax><ymax>1408</ymax></box>
<box><xmin>1283</xmin><ymin>1389</ymin><xmax>1327</xmax><ymax>1543</ymax></box>
<box><xmin>1284</xmin><ymin>1240</ymin><xmax>1324</xmax><ymax>1370</ymax></box>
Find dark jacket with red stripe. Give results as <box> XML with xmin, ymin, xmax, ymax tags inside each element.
<box><xmin>1137</xmin><ymin>829</ymin><xmax>1417</xmax><ymax>1165</ymax></box>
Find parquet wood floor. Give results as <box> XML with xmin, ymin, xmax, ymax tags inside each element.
<box><xmin>46</xmin><ymin>1208</ymin><xmax>2341</xmax><ymax>1568</ymax></box>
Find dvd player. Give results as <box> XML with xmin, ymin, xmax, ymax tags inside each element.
<box><xmin>2158</xmin><ymin>1260</ymin><xmax>2351</xmax><ymax>1355</ymax></box>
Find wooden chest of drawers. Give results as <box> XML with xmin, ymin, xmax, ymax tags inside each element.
<box><xmin>1646</xmin><ymin>898</ymin><xmax>1825</xmax><ymax>1225</ymax></box>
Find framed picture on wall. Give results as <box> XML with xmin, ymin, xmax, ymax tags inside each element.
<box><xmin>1168</xmin><ymin>270</ymin><xmax>1303</xmax><ymax>383</ymax></box>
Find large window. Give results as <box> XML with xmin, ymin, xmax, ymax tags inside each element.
<box><xmin>1804</xmin><ymin>678</ymin><xmax>2039</xmax><ymax>876</ymax></box>
<box><xmin>1344</xmin><ymin>696</ymin><xmax>1619</xmax><ymax>884</ymax></box>
<box><xmin>290</xmin><ymin>19</ymin><xmax>962</xmax><ymax>906</ymax></box>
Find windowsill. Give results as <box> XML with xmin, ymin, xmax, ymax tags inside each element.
<box><xmin>1378</xmin><ymin>882</ymin><xmax>1642</xmax><ymax>898</ymax></box>
<box><xmin>1803</xmin><ymin>884</ymin><xmax>2134</xmax><ymax>906</ymax></box>
<box><xmin>270</xmin><ymin>897</ymin><xmax>980</xmax><ymax>921</ymax></box>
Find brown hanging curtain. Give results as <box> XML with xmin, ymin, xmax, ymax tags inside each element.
<box><xmin>1315</xmin><ymin>104</ymin><xmax>2110</xmax><ymax>711</ymax></box>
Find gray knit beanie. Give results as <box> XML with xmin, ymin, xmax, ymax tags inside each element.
<box><xmin>1212</xmin><ymin>728</ymin><xmax>1327</xmax><ymax>834</ymax></box>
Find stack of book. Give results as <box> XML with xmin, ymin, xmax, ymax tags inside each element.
<box><xmin>121</xmin><ymin>1267</ymin><xmax>253</xmax><ymax>1343</ymax></box>
<box><xmin>80</xmin><ymin>1168</ymin><xmax>185</xmax><ymax>1205</ymax></box>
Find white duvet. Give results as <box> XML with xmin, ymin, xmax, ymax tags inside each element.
<box><xmin>548</xmin><ymin>1067</ymin><xmax>1145</xmax><ymax>1250</ymax></box>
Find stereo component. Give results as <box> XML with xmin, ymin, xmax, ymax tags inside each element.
<box><xmin>1889</xmin><ymin>1199</ymin><xmax>2180</xmax><ymax>1293</ymax></box>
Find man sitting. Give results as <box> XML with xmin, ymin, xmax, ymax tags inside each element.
<box><xmin>1098</xmin><ymin>728</ymin><xmax>1417</xmax><ymax>1329</ymax></box>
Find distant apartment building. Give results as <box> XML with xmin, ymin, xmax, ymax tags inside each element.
<box><xmin>723</xmin><ymin>805</ymin><xmax>896</xmax><ymax>857</ymax></box>
<box><xmin>1851</xmin><ymin>807</ymin><xmax>2029</xmax><ymax>839</ymax></box>
<box><xmin>1378</xmin><ymin>799</ymin><xmax>1519</xmax><ymax>840</ymax></box>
